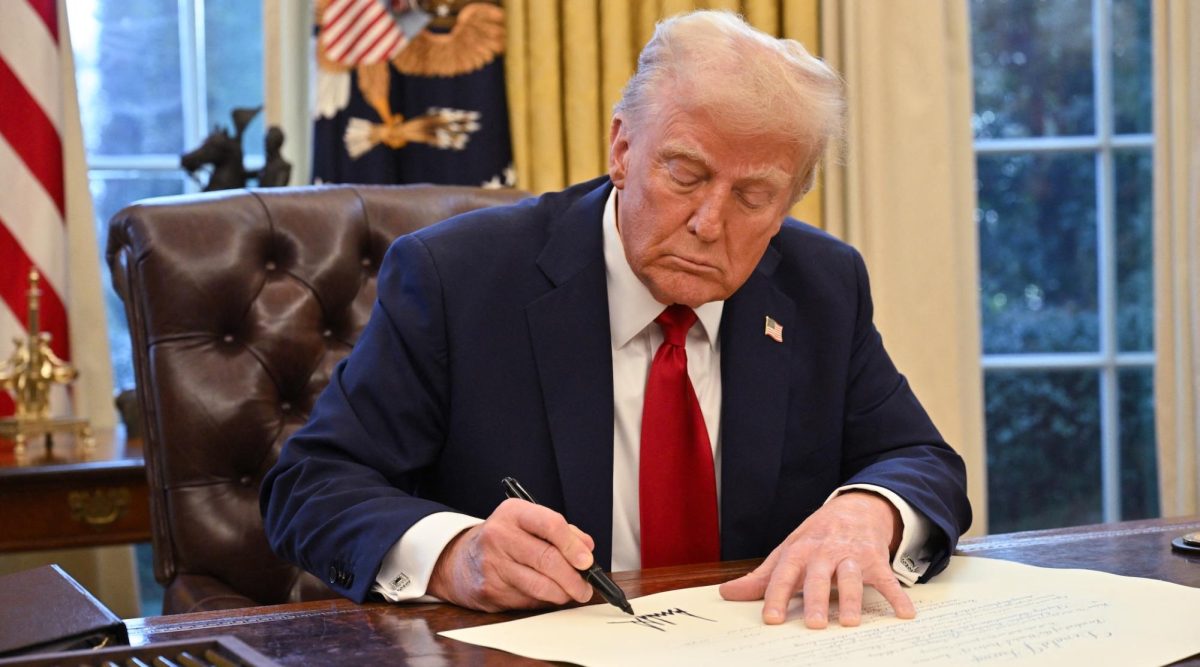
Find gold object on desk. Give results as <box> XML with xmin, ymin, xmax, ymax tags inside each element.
<box><xmin>0</xmin><ymin>269</ymin><xmax>93</xmax><ymax>461</ymax></box>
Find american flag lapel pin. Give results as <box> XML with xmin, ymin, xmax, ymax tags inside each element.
<box><xmin>764</xmin><ymin>316</ymin><xmax>784</xmax><ymax>343</ymax></box>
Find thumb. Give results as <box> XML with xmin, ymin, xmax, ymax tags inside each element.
<box><xmin>718</xmin><ymin>555</ymin><xmax>777</xmax><ymax>601</ymax></box>
<box><xmin>719</xmin><ymin>571</ymin><xmax>769</xmax><ymax>601</ymax></box>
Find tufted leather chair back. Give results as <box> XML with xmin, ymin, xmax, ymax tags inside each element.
<box><xmin>106</xmin><ymin>185</ymin><xmax>529</xmax><ymax>614</ymax></box>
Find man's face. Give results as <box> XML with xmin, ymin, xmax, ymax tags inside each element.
<box><xmin>608</xmin><ymin>101</ymin><xmax>800</xmax><ymax>308</ymax></box>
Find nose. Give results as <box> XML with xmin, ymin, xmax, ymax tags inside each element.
<box><xmin>686</xmin><ymin>190</ymin><xmax>725</xmax><ymax>243</ymax></box>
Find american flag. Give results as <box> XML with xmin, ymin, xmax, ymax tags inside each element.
<box><xmin>0</xmin><ymin>0</ymin><xmax>110</xmax><ymax>422</ymax></box>
<box><xmin>764</xmin><ymin>316</ymin><xmax>784</xmax><ymax>343</ymax></box>
<box><xmin>320</xmin><ymin>0</ymin><xmax>413</xmax><ymax>67</ymax></box>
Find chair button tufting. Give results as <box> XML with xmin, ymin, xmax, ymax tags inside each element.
<box><xmin>223</xmin><ymin>334</ymin><xmax>234</xmax><ymax>343</ymax></box>
<box><xmin>361</xmin><ymin>257</ymin><xmax>371</xmax><ymax>267</ymax></box>
<box><xmin>280</xmin><ymin>401</ymin><xmax>292</xmax><ymax>412</ymax></box>
<box><xmin>239</xmin><ymin>475</ymin><xmax>253</xmax><ymax>487</ymax></box>
<box><xmin>323</xmin><ymin>329</ymin><xmax>333</xmax><ymax>338</ymax></box>
<box><xmin>265</xmin><ymin>260</ymin><xmax>277</xmax><ymax>271</ymax></box>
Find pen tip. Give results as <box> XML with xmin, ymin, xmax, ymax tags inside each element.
<box><xmin>621</xmin><ymin>602</ymin><xmax>635</xmax><ymax>616</ymax></box>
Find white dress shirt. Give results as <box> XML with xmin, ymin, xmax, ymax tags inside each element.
<box><xmin>372</xmin><ymin>189</ymin><xmax>934</xmax><ymax>601</ymax></box>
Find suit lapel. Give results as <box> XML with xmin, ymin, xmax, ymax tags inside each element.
<box><xmin>525</xmin><ymin>181</ymin><xmax>617</xmax><ymax>567</ymax></box>
<box><xmin>719</xmin><ymin>244</ymin><xmax>795</xmax><ymax>558</ymax></box>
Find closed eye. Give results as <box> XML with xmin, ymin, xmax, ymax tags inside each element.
<box><xmin>737</xmin><ymin>189</ymin><xmax>774</xmax><ymax>209</ymax></box>
<box><xmin>665</xmin><ymin>159</ymin><xmax>704</xmax><ymax>187</ymax></box>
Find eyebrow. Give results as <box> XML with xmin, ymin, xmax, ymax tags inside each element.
<box><xmin>659</xmin><ymin>142</ymin><xmax>709</xmax><ymax>166</ymax></box>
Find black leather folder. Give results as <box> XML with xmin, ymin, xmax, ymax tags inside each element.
<box><xmin>0</xmin><ymin>564</ymin><xmax>128</xmax><ymax>657</ymax></box>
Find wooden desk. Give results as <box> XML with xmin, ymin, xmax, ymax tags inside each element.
<box><xmin>125</xmin><ymin>515</ymin><xmax>1200</xmax><ymax>666</ymax></box>
<box><xmin>0</xmin><ymin>429</ymin><xmax>150</xmax><ymax>552</ymax></box>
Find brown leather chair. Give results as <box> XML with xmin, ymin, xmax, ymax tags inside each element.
<box><xmin>106</xmin><ymin>185</ymin><xmax>529</xmax><ymax>614</ymax></box>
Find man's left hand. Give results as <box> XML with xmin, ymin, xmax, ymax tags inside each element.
<box><xmin>718</xmin><ymin>490</ymin><xmax>912</xmax><ymax>628</ymax></box>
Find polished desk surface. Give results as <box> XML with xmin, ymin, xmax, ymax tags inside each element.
<box><xmin>126</xmin><ymin>515</ymin><xmax>1200</xmax><ymax>666</ymax></box>
<box><xmin>0</xmin><ymin>428</ymin><xmax>150</xmax><ymax>552</ymax></box>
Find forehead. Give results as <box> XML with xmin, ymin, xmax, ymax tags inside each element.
<box><xmin>652</xmin><ymin>121</ymin><xmax>796</xmax><ymax>188</ymax></box>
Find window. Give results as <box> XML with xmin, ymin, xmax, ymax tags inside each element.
<box><xmin>69</xmin><ymin>0</ymin><xmax>264</xmax><ymax>393</ymax></box>
<box><xmin>971</xmin><ymin>0</ymin><xmax>1156</xmax><ymax>532</ymax></box>
<box><xmin>68</xmin><ymin>0</ymin><xmax>265</xmax><ymax>615</ymax></box>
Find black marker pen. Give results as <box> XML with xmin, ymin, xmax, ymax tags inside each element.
<box><xmin>501</xmin><ymin>476</ymin><xmax>635</xmax><ymax>616</ymax></box>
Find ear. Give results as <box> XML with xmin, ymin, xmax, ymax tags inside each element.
<box><xmin>608</xmin><ymin>116</ymin><xmax>629</xmax><ymax>189</ymax></box>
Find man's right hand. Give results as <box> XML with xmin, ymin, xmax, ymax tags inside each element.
<box><xmin>427</xmin><ymin>498</ymin><xmax>597</xmax><ymax>611</ymax></box>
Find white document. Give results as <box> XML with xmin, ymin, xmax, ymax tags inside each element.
<box><xmin>440</xmin><ymin>556</ymin><xmax>1200</xmax><ymax>666</ymax></box>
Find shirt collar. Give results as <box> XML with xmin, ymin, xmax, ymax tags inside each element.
<box><xmin>603</xmin><ymin>188</ymin><xmax>724</xmax><ymax>349</ymax></box>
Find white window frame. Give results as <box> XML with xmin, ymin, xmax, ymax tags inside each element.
<box><xmin>976</xmin><ymin>0</ymin><xmax>1155</xmax><ymax>522</ymax></box>
<box><xmin>75</xmin><ymin>0</ymin><xmax>265</xmax><ymax>392</ymax></box>
<box><xmin>84</xmin><ymin>0</ymin><xmax>261</xmax><ymax>187</ymax></box>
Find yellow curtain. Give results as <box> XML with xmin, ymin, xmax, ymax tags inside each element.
<box><xmin>1153</xmin><ymin>0</ymin><xmax>1200</xmax><ymax>517</ymax></box>
<box><xmin>821</xmin><ymin>1</ymin><xmax>985</xmax><ymax>534</ymax></box>
<box><xmin>504</xmin><ymin>0</ymin><xmax>823</xmax><ymax>227</ymax></box>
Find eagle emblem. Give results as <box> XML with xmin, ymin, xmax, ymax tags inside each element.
<box><xmin>314</xmin><ymin>0</ymin><xmax>504</xmax><ymax>158</ymax></box>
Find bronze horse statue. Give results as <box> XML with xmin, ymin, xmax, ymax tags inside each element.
<box><xmin>181</xmin><ymin>106</ymin><xmax>262</xmax><ymax>191</ymax></box>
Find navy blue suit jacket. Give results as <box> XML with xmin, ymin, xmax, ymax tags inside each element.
<box><xmin>261</xmin><ymin>176</ymin><xmax>972</xmax><ymax>603</ymax></box>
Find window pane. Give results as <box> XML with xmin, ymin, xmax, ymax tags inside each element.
<box><xmin>1119</xmin><ymin>367</ymin><xmax>1158</xmax><ymax>520</ymax></box>
<box><xmin>978</xmin><ymin>153</ymin><xmax>1098</xmax><ymax>353</ymax></box>
<box><xmin>204</xmin><ymin>0</ymin><xmax>265</xmax><ymax>160</ymax></box>
<box><xmin>1115</xmin><ymin>149</ymin><xmax>1153</xmax><ymax>351</ymax></box>
<box><xmin>986</xmin><ymin>369</ymin><xmax>1101</xmax><ymax>533</ymax></box>
<box><xmin>971</xmin><ymin>0</ymin><xmax>1094</xmax><ymax>139</ymax></box>
<box><xmin>1112</xmin><ymin>0</ymin><xmax>1152</xmax><ymax>134</ymax></box>
<box><xmin>68</xmin><ymin>0</ymin><xmax>184</xmax><ymax>155</ymax></box>
<box><xmin>91</xmin><ymin>174</ymin><xmax>187</xmax><ymax>391</ymax></box>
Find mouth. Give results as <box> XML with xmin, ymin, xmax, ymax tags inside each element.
<box><xmin>663</xmin><ymin>255</ymin><xmax>720</xmax><ymax>275</ymax></box>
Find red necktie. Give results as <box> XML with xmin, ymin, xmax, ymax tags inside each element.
<box><xmin>639</xmin><ymin>304</ymin><xmax>720</xmax><ymax>568</ymax></box>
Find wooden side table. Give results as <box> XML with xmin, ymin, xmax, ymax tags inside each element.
<box><xmin>0</xmin><ymin>428</ymin><xmax>150</xmax><ymax>552</ymax></box>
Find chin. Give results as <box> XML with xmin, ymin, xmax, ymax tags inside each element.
<box><xmin>642</xmin><ymin>268</ymin><xmax>733</xmax><ymax>307</ymax></box>
<box><xmin>648</xmin><ymin>282</ymin><xmax>729</xmax><ymax>308</ymax></box>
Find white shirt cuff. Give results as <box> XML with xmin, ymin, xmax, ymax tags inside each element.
<box><xmin>371</xmin><ymin>511</ymin><xmax>483</xmax><ymax>602</ymax></box>
<box><xmin>827</xmin><ymin>484</ymin><xmax>933</xmax><ymax>586</ymax></box>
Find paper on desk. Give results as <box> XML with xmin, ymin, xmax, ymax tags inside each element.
<box><xmin>440</xmin><ymin>556</ymin><xmax>1200</xmax><ymax>666</ymax></box>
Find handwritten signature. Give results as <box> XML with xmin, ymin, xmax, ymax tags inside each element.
<box><xmin>608</xmin><ymin>608</ymin><xmax>718</xmax><ymax>632</ymax></box>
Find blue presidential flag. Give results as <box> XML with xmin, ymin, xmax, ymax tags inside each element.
<box><xmin>313</xmin><ymin>0</ymin><xmax>514</xmax><ymax>187</ymax></box>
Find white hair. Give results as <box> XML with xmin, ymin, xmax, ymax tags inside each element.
<box><xmin>613</xmin><ymin>10</ymin><xmax>846</xmax><ymax>200</ymax></box>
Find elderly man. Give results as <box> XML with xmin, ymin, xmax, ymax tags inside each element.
<box><xmin>261</xmin><ymin>10</ymin><xmax>971</xmax><ymax>629</ymax></box>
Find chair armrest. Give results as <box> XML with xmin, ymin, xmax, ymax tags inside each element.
<box><xmin>163</xmin><ymin>574</ymin><xmax>258</xmax><ymax>615</ymax></box>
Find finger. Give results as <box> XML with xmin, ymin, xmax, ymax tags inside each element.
<box><xmin>761</xmin><ymin>552</ymin><xmax>807</xmax><ymax>625</ymax></box>
<box><xmin>497</xmin><ymin>504</ymin><xmax>593</xmax><ymax>603</ymax></box>
<box><xmin>505</xmin><ymin>534</ymin><xmax>593</xmax><ymax>603</ymax></box>
<box><xmin>491</xmin><ymin>558</ymin><xmax>577</xmax><ymax>609</ymax></box>
<box><xmin>834</xmin><ymin>559</ymin><xmax>864</xmax><ymax>627</ymax></box>
<box><xmin>800</xmin><ymin>566</ymin><xmax>833</xmax><ymax>629</ymax></box>
<box><xmin>569</xmin><ymin>524</ymin><xmax>596</xmax><ymax>553</ymax></box>
<box><xmin>719</xmin><ymin>548</ymin><xmax>782</xmax><ymax>601</ymax></box>
<box><xmin>512</xmin><ymin>501</ymin><xmax>595</xmax><ymax>571</ymax></box>
<box><xmin>871</xmin><ymin>571</ymin><xmax>916</xmax><ymax>620</ymax></box>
